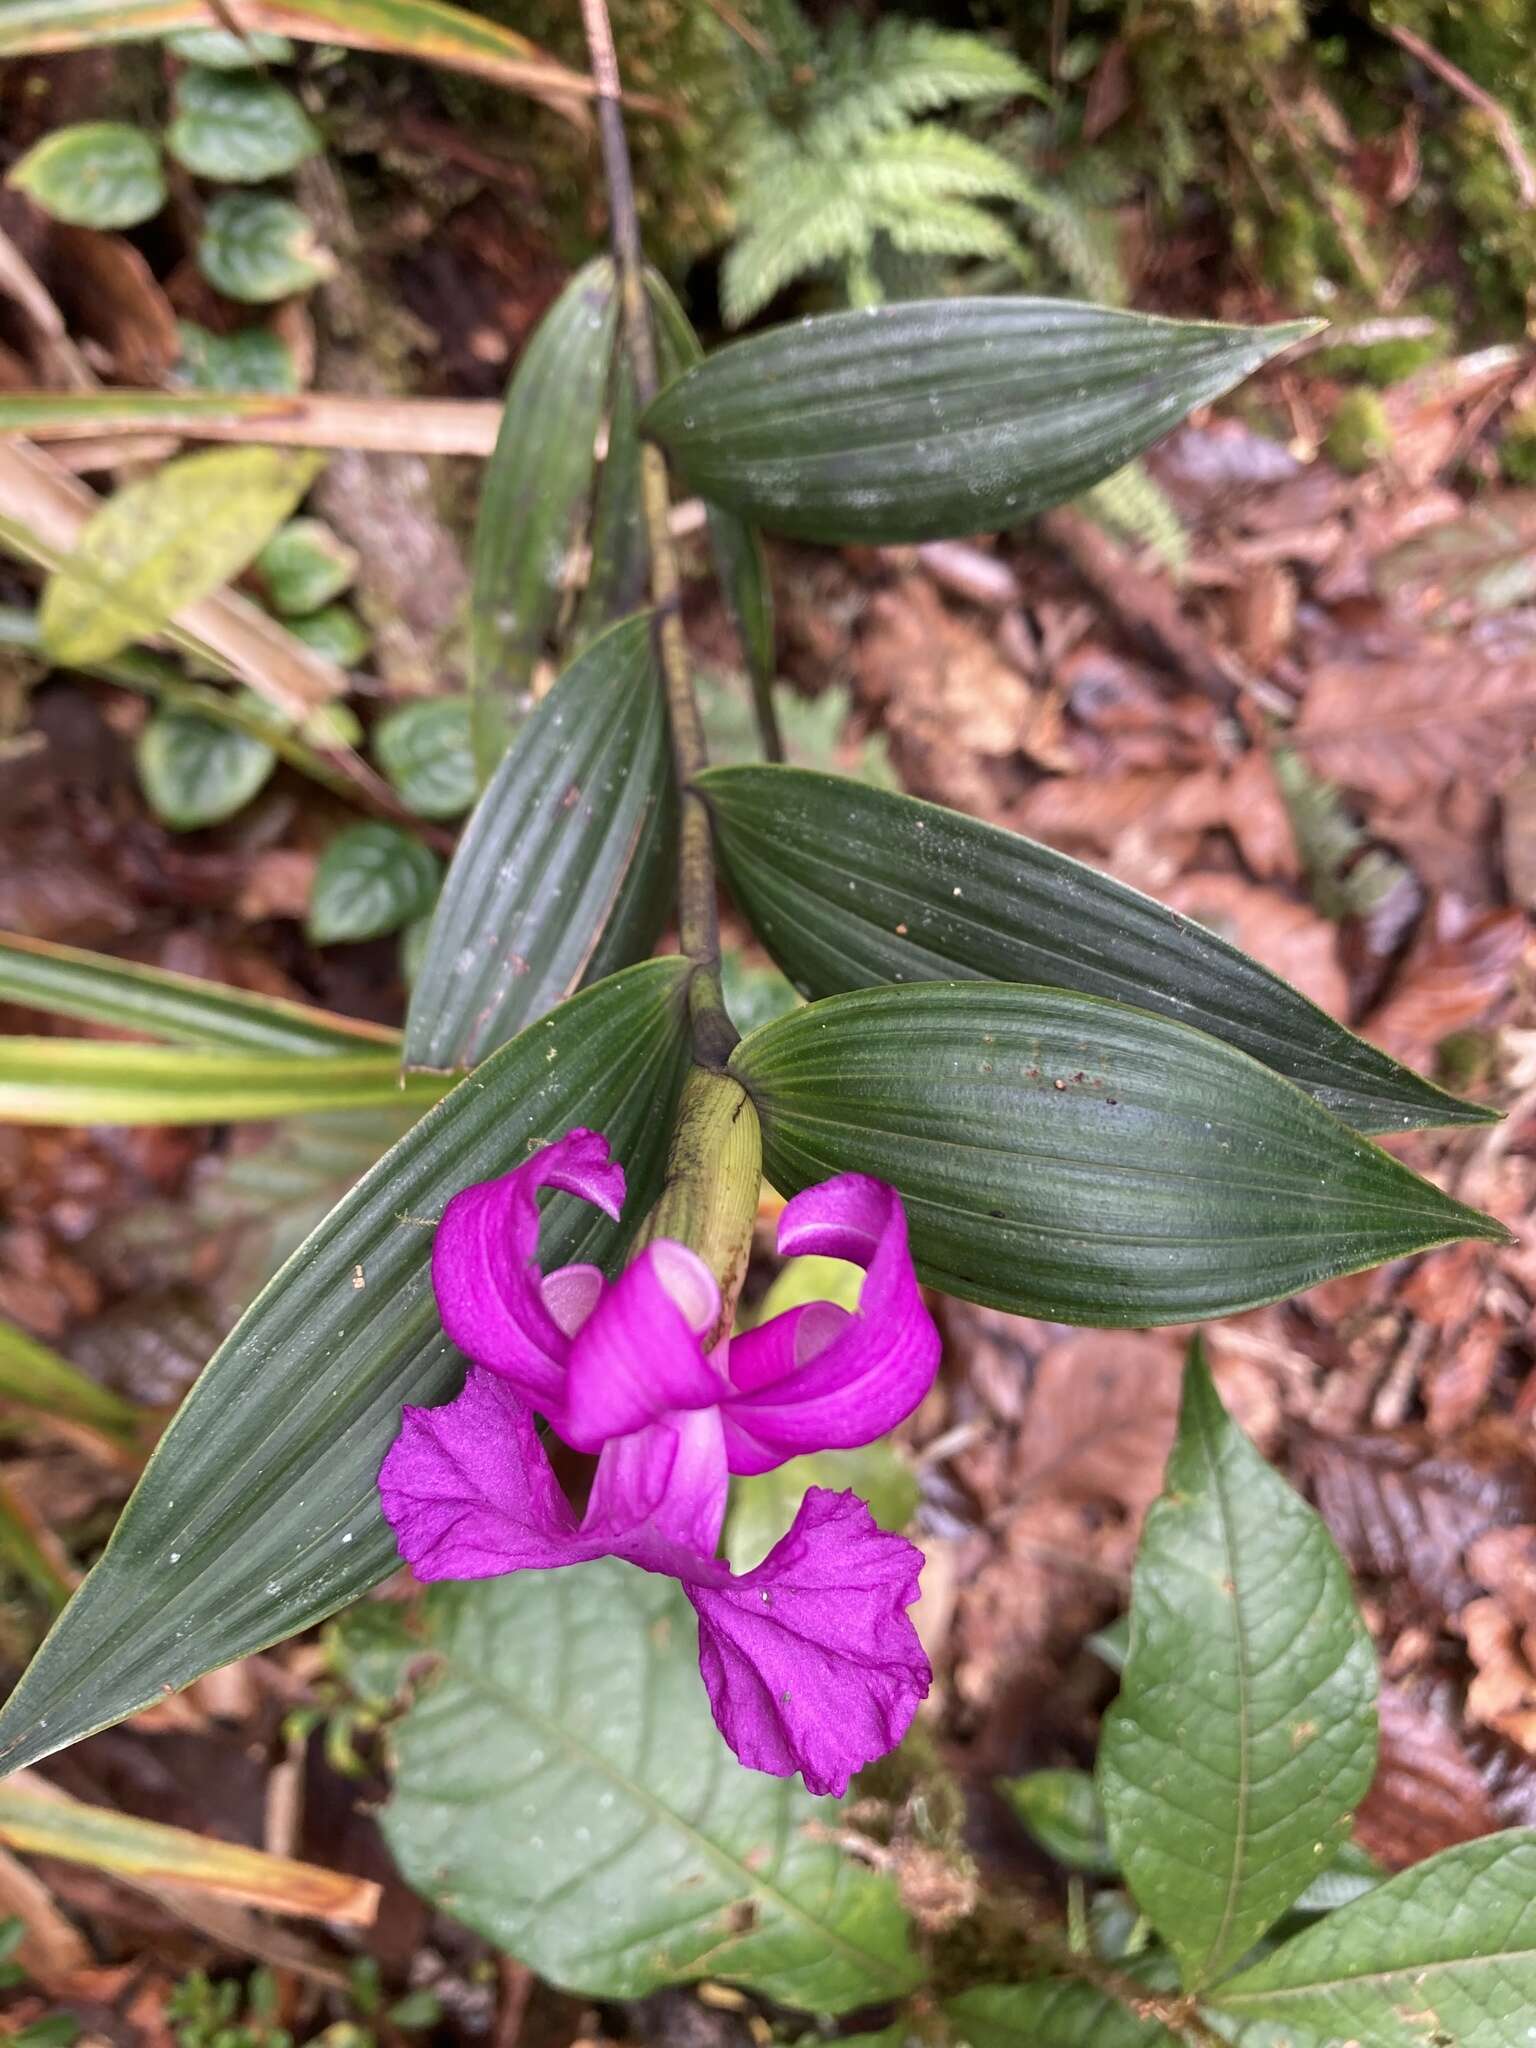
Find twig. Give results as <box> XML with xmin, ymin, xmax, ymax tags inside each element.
<box><xmin>578</xmin><ymin>0</ymin><xmax>736</xmax><ymax>1067</ymax></box>
<box><xmin>1384</xmin><ymin>20</ymin><xmax>1536</xmax><ymax>208</ymax></box>
<box><xmin>1004</xmin><ymin>1908</ymin><xmax>1229</xmax><ymax>2048</ymax></box>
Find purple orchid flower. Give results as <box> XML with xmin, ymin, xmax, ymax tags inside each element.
<box><xmin>379</xmin><ymin>1127</ymin><xmax>942</xmax><ymax>1796</ymax></box>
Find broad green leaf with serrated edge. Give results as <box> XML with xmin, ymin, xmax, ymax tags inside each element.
<box><xmin>136</xmin><ymin>705</ymin><xmax>276</xmax><ymax>829</ymax></box>
<box><xmin>405</xmin><ymin>614</ymin><xmax>674</xmax><ymax>1071</ymax></box>
<box><xmin>167</xmin><ymin>70</ymin><xmax>319</xmax><ymax>182</ymax></box>
<box><xmin>946</xmin><ymin>1978</ymin><xmax>1176</xmax><ymax>2046</ymax></box>
<box><xmin>372</xmin><ymin>697</ymin><xmax>475</xmax><ymax>821</ymax></box>
<box><xmin>999</xmin><ymin>1769</ymin><xmax>1116</xmax><ymax>1874</ymax></box>
<box><xmin>163</xmin><ymin>26</ymin><xmax>295</xmax><ymax>64</ymax></box>
<box><xmin>0</xmin><ymin>959</ymin><xmax>692</xmax><ymax>1775</ymax></box>
<box><xmin>0</xmin><ymin>1039</ymin><xmax>446</xmax><ymax>1125</ymax></box>
<box><xmin>383</xmin><ymin>1563</ymin><xmax>921</xmax><ymax>2010</ymax></box>
<box><xmin>730</xmin><ymin>984</ymin><xmax>1505</xmax><ymax>1324</ymax></box>
<box><xmin>258</xmin><ymin>518</ymin><xmax>357</xmax><ymax>618</ymax></box>
<box><xmin>1212</xmin><ymin>1830</ymin><xmax>1536</xmax><ymax>2046</ymax></box>
<box><xmin>1099</xmin><ymin>1346</ymin><xmax>1377</xmax><ymax>1988</ymax></box>
<box><xmin>0</xmin><ymin>0</ymin><xmax>591</xmax><ymax>111</ymax></box>
<box><xmin>39</xmin><ymin>446</ymin><xmax>322</xmax><ymax>666</ymax></box>
<box><xmin>642</xmin><ymin>300</ymin><xmax>1316</xmax><ymax>546</ymax></box>
<box><xmin>701</xmin><ymin>766</ymin><xmax>1486</xmax><ymax>1133</ymax></box>
<box><xmin>199</xmin><ymin>192</ymin><xmax>334</xmax><ymax>303</ymax></box>
<box><xmin>470</xmin><ymin>258</ymin><xmax>616</xmax><ymax>776</ymax></box>
<box><xmin>0</xmin><ymin>930</ymin><xmax>394</xmax><ymax>1056</ymax></box>
<box><xmin>6</xmin><ymin>122</ymin><xmax>164</xmax><ymax>228</ymax></box>
<box><xmin>309</xmin><ymin>823</ymin><xmax>441</xmax><ymax>944</ymax></box>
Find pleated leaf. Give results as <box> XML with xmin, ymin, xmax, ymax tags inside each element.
<box><xmin>470</xmin><ymin>259</ymin><xmax>616</xmax><ymax>776</ymax></box>
<box><xmin>1098</xmin><ymin>1346</ymin><xmax>1377</xmax><ymax>1988</ymax></box>
<box><xmin>1212</xmin><ymin>1831</ymin><xmax>1536</xmax><ymax>2046</ymax></box>
<box><xmin>700</xmin><ymin>765</ymin><xmax>1485</xmax><ymax>1133</ymax></box>
<box><xmin>728</xmin><ymin>983</ymin><xmax>1506</xmax><ymax>1325</ymax></box>
<box><xmin>403</xmin><ymin>614</ymin><xmax>674</xmax><ymax>1072</ymax></box>
<box><xmin>642</xmin><ymin>298</ymin><xmax>1315</xmax><ymax>545</ymax></box>
<box><xmin>383</xmin><ymin>1562</ymin><xmax>921</xmax><ymax>2012</ymax></box>
<box><xmin>0</xmin><ymin>959</ymin><xmax>691</xmax><ymax>1775</ymax></box>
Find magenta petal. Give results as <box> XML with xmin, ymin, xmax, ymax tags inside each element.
<box><xmin>431</xmin><ymin>1129</ymin><xmax>625</xmax><ymax>1412</ymax></box>
<box><xmin>721</xmin><ymin>1175</ymin><xmax>940</xmax><ymax>1475</ymax></box>
<box><xmin>379</xmin><ymin>1366</ymin><xmax>604</xmax><ymax>1579</ymax></box>
<box><xmin>585</xmin><ymin>1406</ymin><xmax>730</xmax><ymax>1559</ymax></box>
<box><xmin>686</xmin><ymin>1486</ymin><xmax>930</xmax><ymax>1797</ymax></box>
<box><xmin>559</xmin><ymin>1241</ymin><xmax>724</xmax><ymax>1454</ymax></box>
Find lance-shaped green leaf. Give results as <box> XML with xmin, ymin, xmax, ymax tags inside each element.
<box><xmin>39</xmin><ymin>446</ymin><xmax>323</xmax><ymax>666</ymax></box>
<box><xmin>383</xmin><ymin>1562</ymin><xmax>921</xmax><ymax>2011</ymax></box>
<box><xmin>946</xmin><ymin>1979</ymin><xmax>1178</xmax><ymax>2047</ymax></box>
<box><xmin>1098</xmin><ymin>1347</ymin><xmax>1377</xmax><ymax>1988</ymax></box>
<box><xmin>729</xmin><ymin>984</ymin><xmax>1505</xmax><ymax>1325</ymax></box>
<box><xmin>647</xmin><ymin>272</ymin><xmax>780</xmax><ymax>753</ymax></box>
<box><xmin>571</xmin><ymin>357</ymin><xmax>646</xmax><ymax>648</ymax></box>
<box><xmin>0</xmin><ymin>1318</ymin><xmax>143</xmax><ymax>1442</ymax></box>
<box><xmin>470</xmin><ymin>259</ymin><xmax>616</xmax><ymax>777</ymax></box>
<box><xmin>404</xmin><ymin>614</ymin><xmax>674</xmax><ymax>1072</ymax></box>
<box><xmin>1211</xmin><ymin>1831</ymin><xmax>1536</xmax><ymax>2046</ymax></box>
<box><xmin>0</xmin><ymin>0</ymin><xmax>593</xmax><ymax>113</ymax></box>
<box><xmin>999</xmin><ymin>1769</ymin><xmax>1116</xmax><ymax>1875</ymax></box>
<box><xmin>0</xmin><ymin>959</ymin><xmax>692</xmax><ymax>1775</ymax></box>
<box><xmin>700</xmin><ymin>765</ymin><xmax>1484</xmax><ymax>1133</ymax></box>
<box><xmin>0</xmin><ymin>1039</ymin><xmax>447</xmax><ymax>1126</ymax></box>
<box><xmin>0</xmin><ymin>931</ymin><xmax>396</xmax><ymax>1056</ymax></box>
<box><xmin>642</xmin><ymin>299</ymin><xmax>1316</xmax><ymax>546</ymax></box>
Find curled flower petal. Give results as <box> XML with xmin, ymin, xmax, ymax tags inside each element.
<box><xmin>559</xmin><ymin>1241</ymin><xmax>724</xmax><ymax>1453</ymax></box>
<box><xmin>585</xmin><ymin>1406</ymin><xmax>729</xmax><ymax>1559</ymax></box>
<box><xmin>721</xmin><ymin>1175</ymin><xmax>940</xmax><ymax>1475</ymax></box>
<box><xmin>379</xmin><ymin>1366</ymin><xmax>597</xmax><ymax>1579</ymax></box>
<box><xmin>431</xmin><ymin>1129</ymin><xmax>624</xmax><ymax>1411</ymax></box>
<box><xmin>687</xmin><ymin>1486</ymin><xmax>930</xmax><ymax>1797</ymax></box>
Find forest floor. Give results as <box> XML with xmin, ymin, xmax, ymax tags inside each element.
<box><xmin>2</xmin><ymin>24</ymin><xmax>1536</xmax><ymax>2048</ymax></box>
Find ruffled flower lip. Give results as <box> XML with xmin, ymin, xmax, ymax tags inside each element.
<box><xmin>380</xmin><ymin>1127</ymin><xmax>942</xmax><ymax>1797</ymax></box>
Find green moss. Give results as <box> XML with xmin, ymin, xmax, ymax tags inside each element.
<box><xmin>1316</xmin><ymin>328</ymin><xmax>1446</xmax><ymax>385</ymax></box>
<box><xmin>1327</xmin><ymin>387</ymin><xmax>1395</xmax><ymax>471</ymax></box>
<box><xmin>1501</xmin><ymin>405</ymin><xmax>1536</xmax><ymax>483</ymax></box>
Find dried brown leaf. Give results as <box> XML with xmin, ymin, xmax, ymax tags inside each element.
<box><xmin>1161</xmin><ymin>870</ymin><xmax>1348</xmax><ymax>1017</ymax></box>
<box><xmin>1355</xmin><ymin>1681</ymin><xmax>1502</xmax><ymax>1867</ymax></box>
<box><xmin>1295</xmin><ymin>642</ymin><xmax>1536</xmax><ymax>808</ymax></box>
<box><xmin>1013</xmin><ymin>1332</ymin><xmax>1183</xmax><ymax>1516</ymax></box>
<box><xmin>1365</xmin><ymin>898</ymin><xmax>1527</xmax><ymax>1065</ymax></box>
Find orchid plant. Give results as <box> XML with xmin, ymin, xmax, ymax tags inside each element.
<box><xmin>0</xmin><ymin>0</ymin><xmax>1530</xmax><ymax>2040</ymax></box>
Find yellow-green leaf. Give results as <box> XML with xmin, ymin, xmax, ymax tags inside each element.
<box><xmin>39</xmin><ymin>446</ymin><xmax>323</xmax><ymax>666</ymax></box>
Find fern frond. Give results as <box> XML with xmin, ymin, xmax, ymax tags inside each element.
<box><xmin>873</xmin><ymin>197</ymin><xmax>1029</xmax><ymax>267</ymax></box>
<box><xmin>850</xmin><ymin>127</ymin><xmax>1033</xmax><ymax>206</ymax></box>
<box><xmin>1080</xmin><ymin>461</ymin><xmax>1188</xmax><ymax>572</ymax></box>
<box><xmin>1009</xmin><ymin>169</ymin><xmax>1126</xmax><ymax>304</ymax></box>
<box><xmin>722</xmin><ymin>180</ymin><xmax>871</xmax><ymax>323</ymax></box>
<box><xmin>806</xmin><ymin>21</ymin><xmax>1044</xmax><ymax>153</ymax></box>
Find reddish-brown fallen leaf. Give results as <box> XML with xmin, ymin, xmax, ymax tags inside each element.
<box><xmin>1365</xmin><ymin>898</ymin><xmax>1527</xmax><ymax>1065</ymax></box>
<box><xmin>1375</xmin><ymin>490</ymin><xmax>1536</xmax><ymax>628</ymax></box>
<box><xmin>1295</xmin><ymin>642</ymin><xmax>1536</xmax><ymax>809</ymax></box>
<box><xmin>1356</xmin><ymin>1681</ymin><xmax>1502</xmax><ymax>1867</ymax></box>
<box><xmin>47</xmin><ymin>228</ymin><xmax>178</xmax><ymax>385</ymax></box>
<box><xmin>1013</xmin><ymin>1332</ymin><xmax>1184</xmax><ymax>1517</ymax></box>
<box><xmin>1502</xmin><ymin>760</ymin><xmax>1536</xmax><ymax>911</ymax></box>
<box><xmin>1424</xmin><ymin>1313</ymin><xmax>1507</xmax><ymax>1437</ymax></box>
<box><xmin>1296</xmin><ymin>1425</ymin><xmax>1536</xmax><ymax>1624</ymax></box>
<box><xmin>1463</xmin><ymin>1527</ymin><xmax>1536</xmax><ymax>1751</ymax></box>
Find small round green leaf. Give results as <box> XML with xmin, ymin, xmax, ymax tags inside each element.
<box><xmin>168</xmin><ymin>69</ymin><xmax>320</xmax><ymax>183</ymax></box>
<box><xmin>164</xmin><ymin>26</ymin><xmax>296</xmax><ymax>66</ymax></box>
<box><xmin>285</xmin><ymin>604</ymin><xmax>371</xmax><ymax>665</ymax></box>
<box><xmin>175</xmin><ymin>319</ymin><xmax>297</xmax><ymax>395</ymax></box>
<box><xmin>372</xmin><ymin>698</ymin><xmax>476</xmax><ymax>820</ymax></box>
<box><xmin>7</xmin><ymin>123</ymin><xmax>165</xmax><ymax>229</ymax></box>
<box><xmin>257</xmin><ymin>517</ymin><xmax>358</xmax><ymax>617</ymax></box>
<box><xmin>136</xmin><ymin>706</ymin><xmax>277</xmax><ymax>829</ymax></box>
<box><xmin>308</xmin><ymin>823</ymin><xmax>441</xmax><ymax>944</ymax></box>
<box><xmin>198</xmin><ymin>192</ymin><xmax>334</xmax><ymax>303</ymax></box>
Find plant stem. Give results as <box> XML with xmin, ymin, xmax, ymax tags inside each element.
<box><xmin>1019</xmin><ymin>1921</ymin><xmax>1229</xmax><ymax>2048</ymax></box>
<box><xmin>578</xmin><ymin>0</ymin><xmax>737</xmax><ymax>1068</ymax></box>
